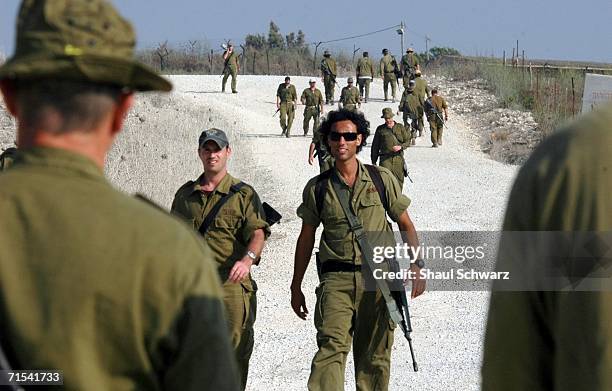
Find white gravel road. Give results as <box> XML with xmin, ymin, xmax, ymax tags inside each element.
<box><xmin>2</xmin><ymin>74</ymin><xmax>519</xmax><ymax>390</ymax></box>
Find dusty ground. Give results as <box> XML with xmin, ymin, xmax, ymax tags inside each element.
<box><xmin>1</xmin><ymin>75</ymin><xmax>519</xmax><ymax>390</ymax></box>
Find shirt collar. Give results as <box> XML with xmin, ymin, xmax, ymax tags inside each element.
<box><xmin>16</xmin><ymin>146</ymin><xmax>105</xmax><ymax>181</ymax></box>
<box><xmin>191</xmin><ymin>172</ymin><xmax>234</xmax><ymax>195</ymax></box>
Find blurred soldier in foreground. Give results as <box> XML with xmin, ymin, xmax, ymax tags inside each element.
<box><xmin>425</xmin><ymin>87</ymin><xmax>448</xmax><ymax>147</ymax></box>
<box><xmin>339</xmin><ymin>77</ymin><xmax>361</xmax><ymax>112</ymax></box>
<box><xmin>371</xmin><ymin>108</ymin><xmax>411</xmax><ymax>188</ymax></box>
<box><xmin>222</xmin><ymin>43</ymin><xmax>240</xmax><ymax>93</ymax></box>
<box><xmin>171</xmin><ymin>129</ymin><xmax>270</xmax><ymax>390</ymax></box>
<box><xmin>0</xmin><ymin>1</ymin><xmax>239</xmax><ymax>390</ymax></box>
<box><xmin>320</xmin><ymin>50</ymin><xmax>337</xmax><ymax>105</ymax></box>
<box><xmin>412</xmin><ymin>70</ymin><xmax>430</xmax><ymax>136</ymax></box>
<box><xmin>401</xmin><ymin>47</ymin><xmax>420</xmax><ymax>87</ymax></box>
<box><xmin>292</xmin><ymin>109</ymin><xmax>425</xmax><ymax>390</ymax></box>
<box><xmin>356</xmin><ymin>51</ymin><xmax>374</xmax><ymax>102</ymax></box>
<box><xmin>399</xmin><ymin>82</ymin><xmax>425</xmax><ymax>143</ymax></box>
<box><xmin>482</xmin><ymin>104</ymin><xmax>612</xmax><ymax>391</ymax></box>
<box><xmin>0</xmin><ymin>146</ymin><xmax>18</xmax><ymax>171</ymax></box>
<box><xmin>276</xmin><ymin>76</ymin><xmax>297</xmax><ymax>137</ymax></box>
<box><xmin>301</xmin><ymin>77</ymin><xmax>324</xmax><ymax>136</ymax></box>
<box><xmin>380</xmin><ymin>48</ymin><xmax>399</xmax><ymax>102</ymax></box>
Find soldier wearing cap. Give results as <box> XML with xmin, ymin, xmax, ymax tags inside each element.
<box><xmin>0</xmin><ymin>1</ymin><xmax>239</xmax><ymax>390</ymax></box>
<box><xmin>0</xmin><ymin>146</ymin><xmax>18</xmax><ymax>171</ymax></box>
<box><xmin>302</xmin><ymin>77</ymin><xmax>324</xmax><ymax>136</ymax></box>
<box><xmin>171</xmin><ymin>128</ymin><xmax>271</xmax><ymax>391</ymax></box>
<box><xmin>413</xmin><ymin>70</ymin><xmax>430</xmax><ymax>136</ymax></box>
<box><xmin>356</xmin><ymin>51</ymin><xmax>374</xmax><ymax>102</ymax></box>
<box><xmin>292</xmin><ymin>109</ymin><xmax>425</xmax><ymax>390</ymax></box>
<box><xmin>379</xmin><ymin>48</ymin><xmax>399</xmax><ymax>102</ymax></box>
<box><xmin>399</xmin><ymin>82</ymin><xmax>425</xmax><ymax>143</ymax></box>
<box><xmin>371</xmin><ymin>108</ymin><xmax>411</xmax><ymax>188</ymax></box>
<box><xmin>339</xmin><ymin>77</ymin><xmax>361</xmax><ymax>112</ymax></box>
<box><xmin>426</xmin><ymin>87</ymin><xmax>449</xmax><ymax>147</ymax></box>
<box><xmin>320</xmin><ymin>50</ymin><xmax>337</xmax><ymax>105</ymax></box>
<box><xmin>401</xmin><ymin>47</ymin><xmax>420</xmax><ymax>86</ymax></box>
<box><xmin>276</xmin><ymin>76</ymin><xmax>298</xmax><ymax>137</ymax></box>
<box><xmin>222</xmin><ymin>43</ymin><xmax>240</xmax><ymax>93</ymax></box>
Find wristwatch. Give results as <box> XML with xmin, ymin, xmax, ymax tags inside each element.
<box><xmin>414</xmin><ymin>259</ymin><xmax>425</xmax><ymax>268</ymax></box>
<box><xmin>246</xmin><ymin>250</ymin><xmax>258</xmax><ymax>261</ymax></box>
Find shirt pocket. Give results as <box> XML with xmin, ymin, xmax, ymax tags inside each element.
<box><xmin>213</xmin><ymin>214</ymin><xmax>242</xmax><ymax>231</ymax></box>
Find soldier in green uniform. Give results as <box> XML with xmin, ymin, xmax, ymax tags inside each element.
<box><xmin>0</xmin><ymin>146</ymin><xmax>18</xmax><ymax>171</ymax></box>
<box><xmin>0</xmin><ymin>1</ymin><xmax>239</xmax><ymax>390</ymax></box>
<box><xmin>222</xmin><ymin>43</ymin><xmax>240</xmax><ymax>93</ymax></box>
<box><xmin>308</xmin><ymin>126</ymin><xmax>334</xmax><ymax>173</ymax></box>
<box><xmin>371</xmin><ymin>108</ymin><xmax>411</xmax><ymax>188</ymax></box>
<box><xmin>339</xmin><ymin>77</ymin><xmax>361</xmax><ymax>112</ymax></box>
<box><xmin>401</xmin><ymin>47</ymin><xmax>420</xmax><ymax>88</ymax></box>
<box><xmin>301</xmin><ymin>78</ymin><xmax>324</xmax><ymax>136</ymax></box>
<box><xmin>426</xmin><ymin>87</ymin><xmax>448</xmax><ymax>147</ymax></box>
<box><xmin>276</xmin><ymin>76</ymin><xmax>298</xmax><ymax>137</ymax></box>
<box><xmin>379</xmin><ymin>48</ymin><xmax>398</xmax><ymax>102</ymax></box>
<box><xmin>291</xmin><ymin>109</ymin><xmax>425</xmax><ymax>390</ymax></box>
<box><xmin>412</xmin><ymin>70</ymin><xmax>430</xmax><ymax>136</ymax></box>
<box><xmin>356</xmin><ymin>51</ymin><xmax>374</xmax><ymax>102</ymax></box>
<box><xmin>171</xmin><ymin>128</ymin><xmax>270</xmax><ymax>391</ymax></box>
<box><xmin>399</xmin><ymin>84</ymin><xmax>425</xmax><ymax>144</ymax></box>
<box><xmin>320</xmin><ymin>50</ymin><xmax>337</xmax><ymax>105</ymax></box>
<box><xmin>482</xmin><ymin>104</ymin><xmax>612</xmax><ymax>391</ymax></box>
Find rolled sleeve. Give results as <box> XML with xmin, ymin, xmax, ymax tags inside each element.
<box><xmin>242</xmin><ymin>190</ymin><xmax>271</xmax><ymax>242</ymax></box>
<box><xmin>296</xmin><ymin>178</ymin><xmax>321</xmax><ymax>227</ymax></box>
<box><xmin>379</xmin><ymin>168</ymin><xmax>411</xmax><ymax>221</ymax></box>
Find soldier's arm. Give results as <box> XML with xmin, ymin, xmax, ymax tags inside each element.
<box><xmin>398</xmin><ymin>125</ymin><xmax>411</xmax><ymax>149</ymax></box>
<box><xmin>371</xmin><ymin>130</ymin><xmax>380</xmax><ymax>164</ymax></box>
<box><xmin>308</xmin><ymin>142</ymin><xmax>316</xmax><ymax>165</ymax></box>
<box><xmin>397</xmin><ymin>211</ymin><xmax>425</xmax><ymax>298</ymax></box>
<box><xmin>291</xmin><ymin>222</ymin><xmax>316</xmax><ymax>320</ymax></box>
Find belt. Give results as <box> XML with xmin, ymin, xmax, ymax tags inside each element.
<box><xmin>306</xmin><ymin>105</ymin><xmax>318</xmax><ymax>108</ymax></box>
<box><xmin>321</xmin><ymin>260</ymin><xmax>362</xmax><ymax>274</ymax></box>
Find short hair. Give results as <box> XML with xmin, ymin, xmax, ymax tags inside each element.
<box><xmin>284</xmin><ymin>76</ymin><xmax>291</xmax><ymax>81</ymax></box>
<box><xmin>14</xmin><ymin>79</ymin><xmax>123</xmax><ymax>134</ymax></box>
<box><xmin>319</xmin><ymin>109</ymin><xmax>370</xmax><ymax>153</ymax></box>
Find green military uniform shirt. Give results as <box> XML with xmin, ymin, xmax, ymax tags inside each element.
<box><xmin>224</xmin><ymin>51</ymin><xmax>239</xmax><ymax>71</ymax></box>
<box><xmin>414</xmin><ymin>77</ymin><xmax>430</xmax><ymax>100</ymax></box>
<box><xmin>301</xmin><ymin>88</ymin><xmax>324</xmax><ymax>107</ymax></box>
<box><xmin>320</xmin><ymin>57</ymin><xmax>337</xmax><ymax>76</ymax></box>
<box><xmin>379</xmin><ymin>54</ymin><xmax>397</xmax><ymax>75</ymax></box>
<box><xmin>482</xmin><ymin>104</ymin><xmax>612</xmax><ymax>391</ymax></box>
<box><xmin>277</xmin><ymin>83</ymin><xmax>297</xmax><ymax>103</ymax></box>
<box><xmin>399</xmin><ymin>90</ymin><xmax>425</xmax><ymax>120</ymax></box>
<box><xmin>0</xmin><ymin>147</ymin><xmax>239</xmax><ymax>391</ymax></box>
<box><xmin>401</xmin><ymin>53</ymin><xmax>419</xmax><ymax>75</ymax></box>
<box><xmin>356</xmin><ymin>57</ymin><xmax>374</xmax><ymax>78</ymax></box>
<box><xmin>431</xmin><ymin>95</ymin><xmax>447</xmax><ymax>112</ymax></box>
<box><xmin>171</xmin><ymin>173</ymin><xmax>271</xmax><ymax>282</ymax></box>
<box><xmin>370</xmin><ymin>122</ymin><xmax>411</xmax><ymax>164</ymax></box>
<box><xmin>297</xmin><ymin>162</ymin><xmax>410</xmax><ymax>265</ymax></box>
<box><xmin>340</xmin><ymin>86</ymin><xmax>360</xmax><ymax>107</ymax></box>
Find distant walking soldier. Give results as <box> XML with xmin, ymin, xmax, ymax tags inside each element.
<box><xmin>0</xmin><ymin>1</ymin><xmax>239</xmax><ymax>390</ymax></box>
<box><xmin>276</xmin><ymin>76</ymin><xmax>298</xmax><ymax>137</ymax></box>
<box><xmin>301</xmin><ymin>77</ymin><xmax>324</xmax><ymax>136</ymax></box>
<box><xmin>172</xmin><ymin>128</ymin><xmax>271</xmax><ymax>391</ymax></box>
<box><xmin>425</xmin><ymin>87</ymin><xmax>449</xmax><ymax>147</ymax></box>
<box><xmin>399</xmin><ymin>83</ymin><xmax>425</xmax><ymax>144</ymax></box>
<box><xmin>401</xmin><ymin>47</ymin><xmax>420</xmax><ymax>87</ymax></box>
<box><xmin>380</xmin><ymin>48</ymin><xmax>398</xmax><ymax>102</ymax></box>
<box><xmin>222</xmin><ymin>43</ymin><xmax>240</xmax><ymax>93</ymax></box>
<box><xmin>371</xmin><ymin>108</ymin><xmax>411</xmax><ymax>188</ymax></box>
<box><xmin>356</xmin><ymin>51</ymin><xmax>374</xmax><ymax>102</ymax></box>
<box><xmin>320</xmin><ymin>50</ymin><xmax>337</xmax><ymax>105</ymax></box>
<box><xmin>0</xmin><ymin>146</ymin><xmax>18</xmax><ymax>171</ymax></box>
<box><xmin>308</xmin><ymin>126</ymin><xmax>333</xmax><ymax>173</ymax></box>
<box><xmin>339</xmin><ymin>77</ymin><xmax>361</xmax><ymax>112</ymax></box>
<box><xmin>292</xmin><ymin>109</ymin><xmax>425</xmax><ymax>390</ymax></box>
<box><xmin>412</xmin><ymin>70</ymin><xmax>430</xmax><ymax>135</ymax></box>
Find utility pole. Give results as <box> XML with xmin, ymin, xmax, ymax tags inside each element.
<box><xmin>425</xmin><ymin>36</ymin><xmax>431</xmax><ymax>61</ymax></box>
<box><xmin>397</xmin><ymin>22</ymin><xmax>405</xmax><ymax>54</ymax></box>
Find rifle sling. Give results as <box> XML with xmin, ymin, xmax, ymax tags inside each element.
<box><xmin>198</xmin><ymin>182</ymin><xmax>246</xmax><ymax>236</ymax></box>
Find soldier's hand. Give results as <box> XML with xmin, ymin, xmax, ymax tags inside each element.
<box><xmin>276</xmin><ymin>102</ymin><xmax>280</xmax><ymax>109</ymax></box>
<box><xmin>229</xmin><ymin>257</ymin><xmax>253</xmax><ymax>283</ymax></box>
<box><xmin>408</xmin><ymin>263</ymin><xmax>426</xmax><ymax>298</ymax></box>
<box><xmin>392</xmin><ymin>145</ymin><xmax>402</xmax><ymax>152</ymax></box>
<box><xmin>308</xmin><ymin>155</ymin><xmax>314</xmax><ymax>165</ymax></box>
<box><xmin>291</xmin><ymin>287</ymin><xmax>309</xmax><ymax>320</ymax></box>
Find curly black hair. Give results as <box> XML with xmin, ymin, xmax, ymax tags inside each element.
<box><xmin>319</xmin><ymin>109</ymin><xmax>370</xmax><ymax>153</ymax></box>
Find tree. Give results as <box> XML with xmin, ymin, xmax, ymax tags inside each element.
<box><xmin>245</xmin><ymin>34</ymin><xmax>266</xmax><ymax>50</ymax></box>
<box><xmin>296</xmin><ymin>30</ymin><xmax>306</xmax><ymax>48</ymax></box>
<box><xmin>428</xmin><ymin>47</ymin><xmax>461</xmax><ymax>60</ymax></box>
<box><xmin>286</xmin><ymin>32</ymin><xmax>296</xmax><ymax>48</ymax></box>
<box><xmin>268</xmin><ymin>21</ymin><xmax>285</xmax><ymax>49</ymax></box>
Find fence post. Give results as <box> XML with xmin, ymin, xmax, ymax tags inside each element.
<box><xmin>571</xmin><ymin>77</ymin><xmax>576</xmax><ymax>116</ymax></box>
<box><xmin>251</xmin><ymin>50</ymin><xmax>256</xmax><ymax>74</ymax></box>
<box><xmin>266</xmin><ymin>49</ymin><xmax>270</xmax><ymax>75</ymax></box>
<box><xmin>209</xmin><ymin>49</ymin><xmax>213</xmax><ymax>74</ymax></box>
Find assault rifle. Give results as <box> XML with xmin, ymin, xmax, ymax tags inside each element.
<box><xmin>424</xmin><ymin>98</ymin><xmax>447</xmax><ymax>128</ymax></box>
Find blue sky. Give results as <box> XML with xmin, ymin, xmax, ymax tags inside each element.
<box><xmin>1</xmin><ymin>0</ymin><xmax>610</xmax><ymax>63</ymax></box>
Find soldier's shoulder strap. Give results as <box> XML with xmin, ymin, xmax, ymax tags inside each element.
<box><xmin>314</xmin><ymin>165</ymin><xmax>388</xmax><ymax>216</ymax></box>
<box><xmin>198</xmin><ymin>182</ymin><xmax>247</xmax><ymax>235</ymax></box>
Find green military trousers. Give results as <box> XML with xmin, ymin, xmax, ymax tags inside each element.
<box><xmin>222</xmin><ymin>277</ymin><xmax>257</xmax><ymax>391</ymax></box>
<box><xmin>379</xmin><ymin>155</ymin><xmax>405</xmax><ymax>189</ymax></box>
<box><xmin>280</xmin><ymin>102</ymin><xmax>295</xmax><ymax>136</ymax></box>
<box><xmin>429</xmin><ymin>116</ymin><xmax>444</xmax><ymax>147</ymax></box>
<box><xmin>308</xmin><ymin>271</ymin><xmax>394</xmax><ymax>391</ymax></box>
<box><xmin>383</xmin><ymin>73</ymin><xmax>397</xmax><ymax>101</ymax></box>
<box><xmin>222</xmin><ymin>68</ymin><xmax>238</xmax><ymax>93</ymax></box>
<box><xmin>417</xmin><ymin>107</ymin><xmax>425</xmax><ymax>135</ymax></box>
<box><xmin>357</xmin><ymin>78</ymin><xmax>371</xmax><ymax>101</ymax></box>
<box><xmin>304</xmin><ymin>106</ymin><xmax>320</xmax><ymax>136</ymax></box>
<box><xmin>402</xmin><ymin>113</ymin><xmax>418</xmax><ymax>146</ymax></box>
<box><xmin>323</xmin><ymin>75</ymin><xmax>335</xmax><ymax>103</ymax></box>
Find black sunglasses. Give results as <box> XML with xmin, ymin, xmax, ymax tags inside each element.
<box><xmin>329</xmin><ymin>131</ymin><xmax>359</xmax><ymax>142</ymax></box>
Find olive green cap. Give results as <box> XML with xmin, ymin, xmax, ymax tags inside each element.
<box><xmin>0</xmin><ymin>0</ymin><xmax>172</xmax><ymax>92</ymax></box>
<box><xmin>381</xmin><ymin>107</ymin><xmax>394</xmax><ymax>119</ymax></box>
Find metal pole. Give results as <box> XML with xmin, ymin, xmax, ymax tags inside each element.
<box><xmin>425</xmin><ymin>36</ymin><xmax>430</xmax><ymax>61</ymax></box>
<box><xmin>400</xmin><ymin>21</ymin><xmax>405</xmax><ymax>54</ymax></box>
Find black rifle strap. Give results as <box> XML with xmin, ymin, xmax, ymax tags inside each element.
<box><xmin>198</xmin><ymin>182</ymin><xmax>246</xmax><ymax>236</ymax></box>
